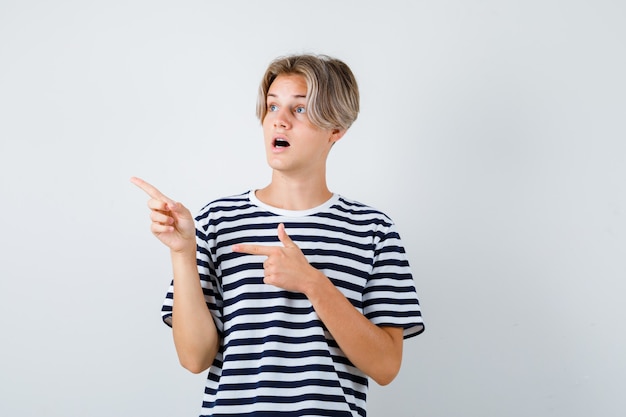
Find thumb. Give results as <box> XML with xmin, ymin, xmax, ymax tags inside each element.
<box><xmin>277</xmin><ymin>223</ymin><xmax>296</xmax><ymax>248</ymax></box>
<box><xmin>168</xmin><ymin>201</ymin><xmax>191</xmax><ymax>219</ymax></box>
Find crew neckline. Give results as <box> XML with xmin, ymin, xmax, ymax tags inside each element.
<box><xmin>248</xmin><ymin>190</ymin><xmax>339</xmax><ymax>217</ymax></box>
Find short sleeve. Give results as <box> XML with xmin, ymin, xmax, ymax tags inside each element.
<box><xmin>362</xmin><ymin>222</ymin><xmax>424</xmax><ymax>339</ymax></box>
<box><xmin>161</xmin><ymin>221</ymin><xmax>224</xmax><ymax>335</ymax></box>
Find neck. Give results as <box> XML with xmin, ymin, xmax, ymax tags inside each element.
<box><xmin>256</xmin><ymin>169</ymin><xmax>332</xmax><ymax>211</ymax></box>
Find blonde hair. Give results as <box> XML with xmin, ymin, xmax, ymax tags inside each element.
<box><xmin>256</xmin><ymin>54</ymin><xmax>360</xmax><ymax>130</ymax></box>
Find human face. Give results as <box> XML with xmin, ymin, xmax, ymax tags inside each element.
<box><xmin>262</xmin><ymin>74</ymin><xmax>343</xmax><ymax>177</ymax></box>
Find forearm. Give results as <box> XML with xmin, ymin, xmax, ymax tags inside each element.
<box><xmin>170</xmin><ymin>249</ymin><xmax>220</xmax><ymax>374</ymax></box>
<box><xmin>305</xmin><ymin>271</ymin><xmax>404</xmax><ymax>385</ymax></box>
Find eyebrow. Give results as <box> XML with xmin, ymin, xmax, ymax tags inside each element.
<box><xmin>267</xmin><ymin>93</ymin><xmax>307</xmax><ymax>99</ymax></box>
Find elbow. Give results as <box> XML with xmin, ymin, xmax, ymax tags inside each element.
<box><xmin>369</xmin><ymin>326</ymin><xmax>405</xmax><ymax>386</ymax></box>
<box><xmin>176</xmin><ymin>345</ymin><xmax>215</xmax><ymax>374</ymax></box>
<box><xmin>374</xmin><ymin>375</ymin><xmax>396</xmax><ymax>387</ymax></box>
<box><xmin>179</xmin><ymin>357</ymin><xmax>211</xmax><ymax>374</ymax></box>
<box><xmin>371</xmin><ymin>352</ymin><xmax>402</xmax><ymax>386</ymax></box>
<box><xmin>184</xmin><ymin>365</ymin><xmax>208</xmax><ymax>375</ymax></box>
<box><xmin>372</xmin><ymin>366</ymin><xmax>400</xmax><ymax>386</ymax></box>
<box><xmin>173</xmin><ymin>335</ymin><xmax>220</xmax><ymax>374</ymax></box>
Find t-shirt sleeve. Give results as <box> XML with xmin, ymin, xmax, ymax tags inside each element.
<box><xmin>362</xmin><ymin>221</ymin><xmax>424</xmax><ymax>339</ymax></box>
<box><xmin>161</xmin><ymin>221</ymin><xmax>224</xmax><ymax>335</ymax></box>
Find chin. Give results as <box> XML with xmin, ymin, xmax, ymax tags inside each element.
<box><xmin>266</xmin><ymin>156</ymin><xmax>286</xmax><ymax>171</ymax></box>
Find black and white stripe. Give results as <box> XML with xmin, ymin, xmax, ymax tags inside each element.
<box><xmin>162</xmin><ymin>191</ymin><xmax>423</xmax><ymax>417</ymax></box>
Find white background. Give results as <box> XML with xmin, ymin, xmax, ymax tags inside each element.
<box><xmin>1</xmin><ymin>1</ymin><xmax>625</xmax><ymax>416</ymax></box>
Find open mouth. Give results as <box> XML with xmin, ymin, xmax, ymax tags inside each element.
<box><xmin>273</xmin><ymin>138</ymin><xmax>290</xmax><ymax>148</ymax></box>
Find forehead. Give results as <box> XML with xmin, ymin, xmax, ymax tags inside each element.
<box><xmin>267</xmin><ymin>74</ymin><xmax>308</xmax><ymax>98</ymax></box>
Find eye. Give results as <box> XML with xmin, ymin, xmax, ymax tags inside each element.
<box><xmin>295</xmin><ymin>106</ymin><xmax>306</xmax><ymax>114</ymax></box>
<box><xmin>268</xmin><ymin>104</ymin><xmax>278</xmax><ymax>112</ymax></box>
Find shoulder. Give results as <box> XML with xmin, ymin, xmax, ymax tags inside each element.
<box><xmin>197</xmin><ymin>191</ymin><xmax>252</xmax><ymax>213</ymax></box>
<box><xmin>194</xmin><ymin>191</ymin><xmax>255</xmax><ymax>227</ymax></box>
<box><xmin>331</xmin><ymin>195</ymin><xmax>395</xmax><ymax>227</ymax></box>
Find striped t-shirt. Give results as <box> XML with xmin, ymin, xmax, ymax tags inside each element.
<box><xmin>162</xmin><ymin>191</ymin><xmax>424</xmax><ymax>417</ymax></box>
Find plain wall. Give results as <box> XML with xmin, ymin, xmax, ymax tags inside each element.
<box><xmin>1</xmin><ymin>1</ymin><xmax>625</xmax><ymax>416</ymax></box>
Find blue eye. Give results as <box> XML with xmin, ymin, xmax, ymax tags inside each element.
<box><xmin>269</xmin><ymin>104</ymin><xmax>278</xmax><ymax>112</ymax></box>
<box><xmin>295</xmin><ymin>106</ymin><xmax>306</xmax><ymax>114</ymax></box>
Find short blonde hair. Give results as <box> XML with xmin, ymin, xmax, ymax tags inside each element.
<box><xmin>256</xmin><ymin>54</ymin><xmax>360</xmax><ymax>131</ymax></box>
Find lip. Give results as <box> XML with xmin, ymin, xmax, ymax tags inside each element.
<box><xmin>271</xmin><ymin>135</ymin><xmax>291</xmax><ymax>152</ymax></box>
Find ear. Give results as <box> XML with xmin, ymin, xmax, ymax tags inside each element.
<box><xmin>329</xmin><ymin>128</ymin><xmax>346</xmax><ymax>145</ymax></box>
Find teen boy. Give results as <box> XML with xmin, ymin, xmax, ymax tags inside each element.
<box><xmin>132</xmin><ymin>53</ymin><xmax>424</xmax><ymax>417</ymax></box>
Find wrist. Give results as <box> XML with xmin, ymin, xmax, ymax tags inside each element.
<box><xmin>170</xmin><ymin>244</ymin><xmax>196</xmax><ymax>259</ymax></box>
<box><xmin>304</xmin><ymin>269</ymin><xmax>333</xmax><ymax>305</ymax></box>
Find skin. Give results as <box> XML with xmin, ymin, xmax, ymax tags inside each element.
<box><xmin>130</xmin><ymin>176</ymin><xmax>219</xmax><ymax>373</ymax></box>
<box><xmin>257</xmin><ymin>74</ymin><xmax>343</xmax><ymax>210</ymax></box>
<box><xmin>131</xmin><ymin>73</ymin><xmax>404</xmax><ymax>385</ymax></box>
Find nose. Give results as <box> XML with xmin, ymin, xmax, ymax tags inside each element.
<box><xmin>273</xmin><ymin>109</ymin><xmax>291</xmax><ymax>129</ymax></box>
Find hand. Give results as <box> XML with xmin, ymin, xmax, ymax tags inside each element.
<box><xmin>130</xmin><ymin>177</ymin><xmax>196</xmax><ymax>253</ymax></box>
<box><xmin>232</xmin><ymin>223</ymin><xmax>322</xmax><ymax>293</ymax></box>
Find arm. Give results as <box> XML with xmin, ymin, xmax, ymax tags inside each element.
<box><xmin>233</xmin><ymin>223</ymin><xmax>404</xmax><ymax>385</ymax></box>
<box><xmin>170</xmin><ymin>247</ymin><xmax>220</xmax><ymax>374</ymax></box>
<box><xmin>131</xmin><ymin>177</ymin><xmax>219</xmax><ymax>374</ymax></box>
<box><xmin>306</xmin><ymin>273</ymin><xmax>404</xmax><ymax>385</ymax></box>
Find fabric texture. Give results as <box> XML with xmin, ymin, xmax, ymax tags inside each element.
<box><xmin>162</xmin><ymin>191</ymin><xmax>424</xmax><ymax>417</ymax></box>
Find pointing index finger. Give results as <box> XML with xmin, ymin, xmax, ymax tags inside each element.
<box><xmin>130</xmin><ymin>176</ymin><xmax>175</xmax><ymax>204</ymax></box>
<box><xmin>277</xmin><ymin>223</ymin><xmax>297</xmax><ymax>248</ymax></box>
<box><xmin>232</xmin><ymin>243</ymin><xmax>274</xmax><ymax>256</ymax></box>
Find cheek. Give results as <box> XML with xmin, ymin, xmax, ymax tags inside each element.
<box><xmin>262</xmin><ymin>115</ymin><xmax>275</xmax><ymax>132</ymax></box>
<box><xmin>262</xmin><ymin>125</ymin><xmax>274</xmax><ymax>148</ymax></box>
